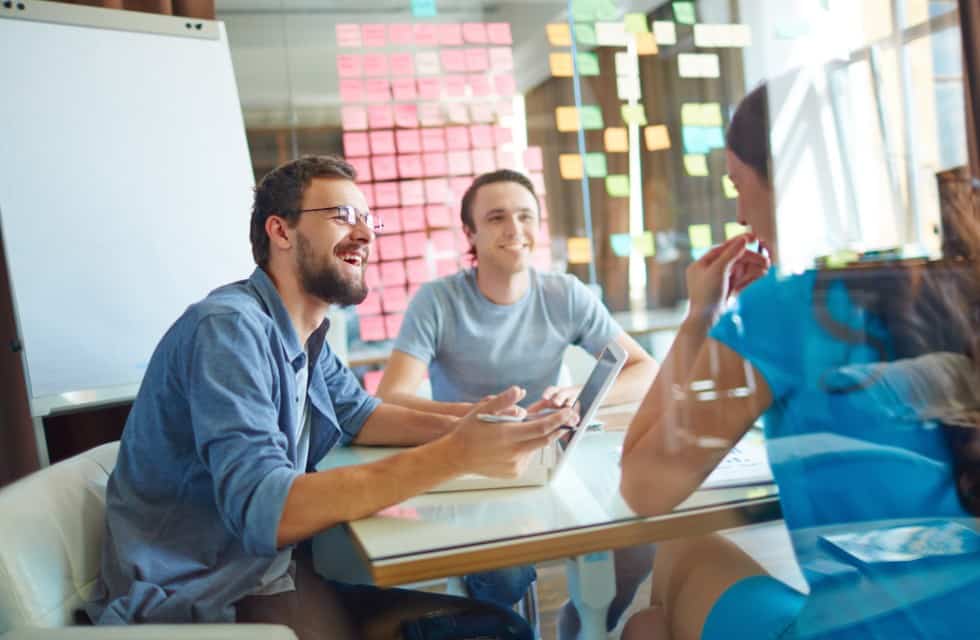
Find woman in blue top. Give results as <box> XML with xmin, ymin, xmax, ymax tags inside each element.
<box><xmin>619</xmin><ymin>84</ymin><xmax>980</xmax><ymax>639</ymax></box>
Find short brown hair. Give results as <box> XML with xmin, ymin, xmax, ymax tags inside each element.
<box><xmin>249</xmin><ymin>155</ymin><xmax>357</xmax><ymax>267</ymax></box>
<box><xmin>459</xmin><ymin>170</ymin><xmax>539</xmax><ymax>261</ymax></box>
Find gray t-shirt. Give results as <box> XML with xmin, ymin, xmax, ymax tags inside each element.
<box><xmin>394</xmin><ymin>268</ymin><xmax>622</xmax><ymax>406</ymax></box>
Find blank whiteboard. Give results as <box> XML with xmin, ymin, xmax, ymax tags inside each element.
<box><xmin>0</xmin><ymin>5</ymin><xmax>255</xmax><ymax>414</ymax></box>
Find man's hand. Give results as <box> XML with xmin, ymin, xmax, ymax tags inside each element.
<box><xmin>527</xmin><ymin>385</ymin><xmax>581</xmax><ymax>413</ymax></box>
<box><xmin>447</xmin><ymin>386</ymin><xmax>576</xmax><ymax>478</ymax></box>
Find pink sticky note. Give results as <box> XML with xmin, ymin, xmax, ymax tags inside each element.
<box><xmin>339</xmin><ymin>79</ymin><xmax>364</xmax><ymax>102</ymax></box>
<box><xmin>383</xmin><ymin>287</ymin><xmax>409</xmax><ymax>313</ymax></box>
<box><xmin>494</xmin><ymin>74</ymin><xmax>516</xmax><ymax>96</ymax></box>
<box><xmin>468</xmin><ymin>125</ymin><xmax>493</xmax><ymax>148</ymax></box>
<box><xmin>367</xmin><ymin>105</ymin><xmax>394</xmax><ymax>129</ymax></box>
<box><xmin>405</xmin><ymin>258</ymin><xmax>429</xmax><ymax>284</ymax></box>
<box><xmin>471</xmin><ymin>149</ymin><xmax>496</xmax><ymax>174</ymax></box>
<box><xmin>436</xmin><ymin>258</ymin><xmax>459</xmax><ymax>277</ymax></box>
<box><xmin>403</xmin><ymin>232</ymin><xmax>428</xmax><ymax>258</ymax></box>
<box><xmin>430</xmin><ymin>229</ymin><xmax>456</xmax><ymax>252</ymax></box>
<box><xmin>489</xmin><ymin>47</ymin><xmax>514</xmax><ymax>71</ymax></box>
<box><xmin>389</xmin><ymin>53</ymin><xmax>414</xmax><ymax>77</ymax></box>
<box><xmin>368</xmin><ymin>130</ymin><xmax>396</xmax><ymax>155</ymax></box>
<box><xmin>343</xmin><ymin>132</ymin><xmax>370</xmax><ymax>157</ymax></box>
<box><xmin>496</xmin><ymin>100</ymin><xmax>514</xmax><ymax>118</ymax></box>
<box><xmin>397</xmin><ymin>154</ymin><xmax>424</xmax><ymax>179</ymax></box>
<box><xmin>453</xmin><ymin>226</ymin><xmax>469</xmax><ymax>248</ymax></box>
<box><xmin>529</xmin><ymin>172</ymin><xmax>546</xmax><ymax>195</ymax></box>
<box><xmin>361</xmin><ymin>184</ymin><xmax>375</xmax><ymax>208</ymax></box>
<box><xmin>374</xmin><ymin>182</ymin><xmax>400</xmax><ymax>207</ymax></box>
<box><xmin>363</xmin><ymin>369</ymin><xmax>383</xmax><ymax>394</ymax></box>
<box><xmin>449</xmin><ymin>177</ymin><xmax>473</xmax><ymax>198</ymax></box>
<box><xmin>359</xmin><ymin>316</ymin><xmax>386</xmax><ymax>342</ymax></box>
<box><xmin>421</xmin><ymin>128</ymin><xmax>446</xmax><ymax>152</ymax></box>
<box><xmin>487</xmin><ymin>23</ymin><xmax>513</xmax><ymax>44</ymax></box>
<box><xmin>440</xmin><ymin>49</ymin><xmax>467</xmax><ymax>74</ymax></box>
<box><xmin>384</xmin><ymin>314</ymin><xmax>404</xmax><ymax>340</ymax></box>
<box><xmin>364</xmin><ymin>79</ymin><xmax>390</xmax><ymax>102</ymax></box>
<box><xmin>524</xmin><ymin>147</ymin><xmax>543</xmax><ymax>171</ymax></box>
<box><xmin>394</xmin><ymin>104</ymin><xmax>419</xmax><ymax>129</ymax></box>
<box><xmin>336</xmin><ymin>54</ymin><xmax>363</xmax><ymax>78</ymax></box>
<box><xmin>361</xmin><ymin>24</ymin><xmax>387</xmax><ymax>48</ymax></box>
<box><xmin>381</xmin><ymin>260</ymin><xmax>407</xmax><ymax>285</ymax></box>
<box><xmin>496</xmin><ymin>147</ymin><xmax>517</xmax><ymax>169</ymax></box>
<box><xmin>414</xmin><ymin>51</ymin><xmax>440</xmax><ymax>75</ymax></box>
<box><xmin>348</xmin><ymin>156</ymin><xmax>372</xmax><ymax>182</ymax></box>
<box><xmin>341</xmin><ymin>105</ymin><xmax>367</xmax><ymax>131</ymax></box>
<box><xmin>371</xmin><ymin>155</ymin><xmax>398</xmax><ymax>181</ymax></box>
<box><xmin>446</xmin><ymin>102</ymin><xmax>470</xmax><ymax>124</ymax></box>
<box><xmin>444</xmin><ymin>75</ymin><xmax>467</xmax><ymax>97</ymax></box>
<box><xmin>425</xmin><ymin>178</ymin><xmax>451</xmax><ymax>203</ymax></box>
<box><xmin>418</xmin><ymin>103</ymin><xmax>445</xmax><ymax>127</ymax></box>
<box><xmin>392</xmin><ymin>78</ymin><xmax>417</xmax><ymax>102</ymax></box>
<box><xmin>538</xmin><ymin>197</ymin><xmax>548</xmax><ymax>220</ymax></box>
<box><xmin>400</xmin><ymin>180</ymin><xmax>426</xmax><ymax>206</ymax></box>
<box><xmin>538</xmin><ymin>221</ymin><xmax>551</xmax><ymax>245</ymax></box>
<box><xmin>365</xmin><ymin>264</ymin><xmax>381</xmax><ymax>288</ymax></box>
<box><xmin>426</xmin><ymin>204</ymin><xmax>452</xmax><ymax>227</ymax></box>
<box><xmin>395</xmin><ymin>128</ymin><xmax>422</xmax><ymax>153</ymax></box>
<box><xmin>438</xmin><ymin>23</ymin><xmax>464</xmax><ymax>46</ymax></box>
<box><xmin>413</xmin><ymin>24</ymin><xmax>439</xmax><ymax>47</ymax></box>
<box><xmin>336</xmin><ymin>24</ymin><xmax>362</xmax><ymax>48</ymax></box>
<box><xmin>378</xmin><ymin>235</ymin><xmax>405</xmax><ymax>261</ymax></box>
<box><xmin>469</xmin><ymin>103</ymin><xmax>495</xmax><ymax>123</ymax></box>
<box><xmin>467</xmin><ymin>74</ymin><xmax>492</xmax><ymax>97</ymax></box>
<box><xmin>532</xmin><ymin>248</ymin><xmax>551</xmax><ymax>271</ymax></box>
<box><xmin>462</xmin><ymin>22</ymin><xmax>488</xmax><ymax>43</ymax></box>
<box><xmin>416</xmin><ymin>77</ymin><xmax>442</xmax><ymax>101</ymax></box>
<box><xmin>360</xmin><ymin>289</ymin><xmax>382</xmax><ymax>314</ymax></box>
<box><xmin>401</xmin><ymin>206</ymin><xmax>426</xmax><ymax>231</ymax></box>
<box><xmin>362</xmin><ymin>53</ymin><xmax>388</xmax><ymax>77</ymax></box>
<box><xmin>445</xmin><ymin>126</ymin><xmax>471</xmax><ymax>150</ymax></box>
<box><xmin>493</xmin><ymin>125</ymin><xmax>513</xmax><ymax>145</ymax></box>
<box><xmin>446</xmin><ymin>150</ymin><xmax>473</xmax><ymax>175</ymax></box>
<box><xmin>388</xmin><ymin>23</ymin><xmax>413</xmax><ymax>45</ymax></box>
<box><xmin>408</xmin><ymin>283</ymin><xmax>422</xmax><ymax>299</ymax></box>
<box><xmin>376</xmin><ymin>207</ymin><xmax>400</xmax><ymax>234</ymax></box>
<box><xmin>423</xmin><ymin>152</ymin><xmax>448</xmax><ymax>177</ymax></box>
<box><xmin>465</xmin><ymin>48</ymin><xmax>489</xmax><ymax>72</ymax></box>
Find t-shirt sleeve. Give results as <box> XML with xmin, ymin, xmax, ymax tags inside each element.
<box><xmin>566</xmin><ymin>275</ymin><xmax>624</xmax><ymax>356</ymax></box>
<box><xmin>393</xmin><ymin>282</ymin><xmax>442</xmax><ymax>364</ymax></box>
<box><xmin>708</xmin><ymin>271</ymin><xmax>813</xmax><ymax>401</ymax></box>
<box><xmin>318</xmin><ymin>347</ymin><xmax>380</xmax><ymax>445</ymax></box>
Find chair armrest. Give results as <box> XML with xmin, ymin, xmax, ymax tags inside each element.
<box><xmin>2</xmin><ymin>625</ymin><xmax>297</xmax><ymax>640</ymax></box>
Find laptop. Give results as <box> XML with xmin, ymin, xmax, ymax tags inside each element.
<box><xmin>323</xmin><ymin>341</ymin><xmax>628</xmax><ymax>492</ymax></box>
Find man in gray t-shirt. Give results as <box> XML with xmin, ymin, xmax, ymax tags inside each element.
<box><xmin>377</xmin><ymin>169</ymin><xmax>658</xmax><ymax>638</ymax></box>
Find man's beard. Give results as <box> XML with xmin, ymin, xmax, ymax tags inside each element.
<box><xmin>296</xmin><ymin>231</ymin><xmax>368</xmax><ymax>306</ymax></box>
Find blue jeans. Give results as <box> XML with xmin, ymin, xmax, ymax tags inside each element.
<box><xmin>463</xmin><ymin>565</ymin><xmax>538</xmax><ymax>608</ymax></box>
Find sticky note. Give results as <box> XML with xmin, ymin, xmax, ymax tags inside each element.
<box><xmin>381</xmin><ymin>260</ymin><xmax>407</xmax><ymax>286</ymax></box>
<box><xmin>684</xmin><ymin>154</ymin><xmax>709</xmax><ymax>176</ymax></box>
<box><xmin>378</xmin><ymin>235</ymin><xmax>405</xmax><ymax>261</ymax></box>
<box><xmin>605</xmin><ymin>174</ymin><xmax>629</xmax><ymax>197</ymax></box>
<box><xmin>401</xmin><ymin>206</ymin><xmax>426</xmax><ymax>231</ymax></box>
<box><xmin>633</xmin><ymin>231</ymin><xmax>655</xmax><ymax>256</ymax></box>
<box><xmin>489</xmin><ymin>47</ymin><xmax>514</xmax><ymax>71</ymax></box>
<box><xmin>436</xmin><ymin>258</ymin><xmax>459</xmax><ymax>277</ymax></box>
<box><xmin>678</xmin><ymin>53</ymin><xmax>721</xmax><ymax>78</ymax></box>
<box><xmin>652</xmin><ymin>21</ymin><xmax>676</xmax><ymax>45</ymax></box>
<box><xmin>624</xmin><ymin>13</ymin><xmax>648</xmax><ymax>33</ymax></box>
<box><xmin>574</xmin><ymin>23</ymin><xmax>597</xmax><ymax>46</ymax></box>
<box><xmin>614</xmin><ymin>51</ymin><xmax>638</xmax><ymax>77</ymax></box>
<box><xmin>343</xmin><ymin>132</ymin><xmax>370</xmax><ymax>157</ymax></box>
<box><xmin>469</xmin><ymin>103</ymin><xmax>495</xmax><ymax>123</ymax></box>
<box><xmin>362</xmin><ymin>53</ymin><xmax>388</xmax><ymax>77</ymax></box>
<box><xmin>567</xmin><ymin>237</ymin><xmax>593</xmax><ymax>264</ymax></box>
<box><xmin>581</xmin><ymin>105</ymin><xmax>604</xmax><ymax>130</ymax></box>
<box><xmin>401</xmin><ymin>180</ymin><xmax>426</xmax><ymax>206</ymax></box>
<box><xmin>635</xmin><ymin>32</ymin><xmax>658</xmax><ymax>55</ymax></box>
<box><xmin>372</xmin><ymin>155</ymin><xmax>398</xmax><ymax>181</ymax></box>
<box><xmin>376</xmin><ymin>207</ymin><xmax>399</xmax><ymax>234</ymax></box>
<box><xmin>361</xmin><ymin>24</ymin><xmax>387</xmax><ymax>48</ymax></box>
<box><xmin>384</xmin><ymin>314</ymin><xmax>404</xmax><ymax>340</ymax></box>
<box><xmin>462</xmin><ymin>22</ymin><xmax>488</xmax><ymax>43</ymax></box>
<box><xmin>374</xmin><ymin>182</ymin><xmax>400</xmax><ymax>207</ymax></box>
<box><xmin>681</xmin><ymin>103</ymin><xmax>702</xmax><ymax>126</ymax></box>
<box><xmin>438</xmin><ymin>23</ymin><xmax>463</xmax><ymax>46</ymax></box>
<box><xmin>471</xmin><ymin>148</ymin><xmax>496</xmax><ymax>173</ymax></box>
<box><xmin>421</xmin><ymin>128</ymin><xmax>446</xmax><ymax>152</ymax></box>
<box><xmin>694</xmin><ymin>24</ymin><xmax>752</xmax><ymax>48</ymax></box>
<box><xmin>388</xmin><ymin>23</ymin><xmax>413</xmax><ymax>45</ymax></box>
<box><xmin>467</xmin><ymin>74</ymin><xmax>492</xmax><ymax>97</ymax></box>
<box><xmin>365</xmin><ymin>264</ymin><xmax>381</xmax><ymax>288</ymax></box>
<box><xmin>529</xmin><ymin>172</ymin><xmax>547</xmax><ymax>195</ymax></box>
<box><xmin>469</xmin><ymin>125</ymin><xmax>493</xmax><ymax>148</ymax></box>
<box><xmin>445</xmin><ymin>75</ymin><xmax>467</xmax><ymax>97</ymax></box>
<box><xmin>367</xmin><ymin>105</ymin><xmax>394</xmax><ymax>129</ymax></box>
<box><xmin>426</xmin><ymin>204</ymin><xmax>452</xmax><ymax>227</ymax></box>
<box><xmin>418</xmin><ymin>103</ymin><xmax>444</xmax><ymax>127</ymax></box>
<box><xmin>392</xmin><ymin>78</ymin><xmax>417</xmax><ymax>102</ymax></box>
<box><xmin>394</xmin><ymin>104</ymin><xmax>419</xmax><ymax>129</ymax></box>
<box><xmin>722</xmin><ymin>175</ymin><xmax>739</xmax><ymax>199</ymax></box>
<box><xmin>398</xmin><ymin>154</ymin><xmax>424</xmax><ymax>178</ymax></box>
<box><xmin>559</xmin><ymin>154</ymin><xmax>584</xmax><ymax>180</ymax></box>
<box><xmin>595</xmin><ymin>22</ymin><xmax>628</xmax><ymax>46</ymax></box>
<box><xmin>411</xmin><ymin>0</ymin><xmax>437</xmax><ymax>18</ymax></box>
<box><xmin>556</xmin><ymin>107</ymin><xmax>580</xmax><ymax>132</ymax></box>
<box><xmin>703</xmin><ymin>126</ymin><xmax>725</xmax><ymax>149</ymax></box>
<box><xmin>610</xmin><ymin>233</ymin><xmax>631</xmax><ymax>257</ymax></box>
<box><xmin>389</xmin><ymin>53</ymin><xmax>414</xmax><ymax>77</ymax></box>
<box><xmin>445</xmin><ymin>102</ymin><xmax>468</xmax><ymax>124</ymax></box>
<box><xmin>424</xmin><ymin>178</ymin><xmax>450</xmax><ymax>203</ymax></box>
<box><xmin>682</xmin><ymin>126</ymin><xmax>710</xmax><ymax>154</ymax></box>
<box><xmin>546</xmin><ymin>23</ymin><xmax>571</xmax><ymax>46</ymax></box>
<box><xmin>497</xmin><ymin>147</ymin><xmax>517</xmax><ymax>170</ymax></box>
<box><xmin>621</xmin><ymin>105</ymin><xmax>647</xmax><ymax>126</ymax></box>
<box><xmin>360</xmin><ymin>184</ymin><xmax>375</xmax><ymax>208</ymax></box>
<box><xmin>496</xmin><ymin>100</ymin><xmax>514</xmax><ymax>118</ymax></box>
<box><xmin>415</xmin><ymin>51</ymin><xmax>440</xmax><ymax>76</ymax></box>
<box><xmin>413</xmin><ymin>24</ymin><xmax>439</xmax><ymax>46</ymax></box>
<box><xmin>688</xmin><ymin>224</ymin><xmax>712</xmax><ymax>249</ymax></box>
<box><xmin>487</xmin><ymin>22</ymin><xmax>512</xmax><ymax>44</ymax></box>
<box><xmin>341</xmin><ymin>106</ymin><xmax>367</xmax><ymax>131</ymax></box>
<box><xmin>445</xmin><ymin>126</ymin><xmax>470</xmax><ymax>150</ymax></box>
<box><xmin>405</xmin><ymin>258</ymin><xmax>429</xmax><ymax>284</ymax></box>
<box><xmin>644</xmin><ymin>125</ymin><xmax>671</xmax><ymax>151</ymax></box>
<box><xmin>571</xmin><ymin>0</ymin><xmax>596</xmax><ymax>21</ymax></box>
<box><xmin>359</xmin><ymin>316</ymin><xmax>386</xmax><ymax>342</ymax></box>
<box><xmin>550</xmin><ymin>52</ymin><xmax>574</xmax><ymax>77</ymax></box>
<box><xmin>360</xmin><ymin>290</ymin><xmax>382</xmax><ymax>315</ymax></box>
<box><xmin>440</xmin><ymin>49</ymin><xmax>467</xmax><ymax>73</ymax></box>
<box><xmin>494</xmin><ymin>74</ymin><xmax>516</xmax><ymax>95</ymax></box>
<box><xmin>339</xmin><ymin>79</ymin><xmax>363</xmax><ymax>102</ymax></box>
<box><xmin>369</xmin><ymin>130</ymin><xmax>396</xmax><ymax>155</ymax></box>
<box><xmin>395</xmin><ymin>129</ymin><xmax>421</xmax><ymax>154</ymax></box>
<box><xmin>430</xmin><ymin>229</ymin><xmax>456</xmax><ymax>252</ymax></box>
<box><xmin>493</xmin><ymin>126</ymin><xmax>513</xmax><ymax>145</ymax></box>
<box><xmin>423</xmin><ymin>152</ymin><xmax>448</xmax><ymax>176</ymax></box>
<box><xmin>364</xmin><ymin>79</ymin><xmax>391</xmax><ymax>102</ymax></box>
<box><xmin>348</xmin><ymin>157</ymin><xmax>372</xmax><ymax>182</ymax></box>
<box><xmin>584</xmin><ymin>152</ymin><xmax>607</xmax><ymax>178</ymax></box>
<box><xmin>617</xmin><ymin>75</ymin><xmax>641</xmax><ymax>101</ymax></box>
<box><xmin>775</xmin><ymin>20</ymin><xmax>810</xmax><ymax>40</ymax></box>
<box><xmin>725</xmin><ymin>221</ymin><xmax>745</xmax><ymax>239</ymax></box>
<box><xmin>570</xmin><ymin>52</ymin><xmax>598</xmax><ymax>76</ymax></box>
<box><xmin>672</xmin><ymin>2</ymin><xmax>696</xmax><ymax>24</ymax></box>
<box><xmin>604</xmin><ymin>127</ymin><xmax>628</xmax><ymax>152</ymax></box>
<box><xmin>336</xmin><ymin>54</ymin><xmax>362</xmax><ymax>78</ymax></box>
<box><xmin>446</xmin><ymin>149</ymin><xmax>473</xmax><ymax>175</ymax></box>
<box><xmin>336</xmin><ymin>24</ymin><xmax>361</xmax><ymax>48</ymax></box>
<box><xmin>451</xmin><ymin>177</ymin><xmax>473</xmax><ymax>198</ymax></box>
<box><xmin>524</xmin><ymin>147</ymin><xmax>544</xmax><ymax>171</ymax></box>
<box><xmin>417</xmin><ymin>77</ymin><xmax>442</xmax><ymax>101</ymax></box>
<box><xmin>701</xmin><ymin>102</ymin><xmax>723</xmax><ymax>126</ymax></box>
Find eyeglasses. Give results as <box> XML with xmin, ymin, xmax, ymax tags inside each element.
<box><xmin>299</xmin><ymin>205</ymin><xmax>384</xmax><ymax>231</ymax></box>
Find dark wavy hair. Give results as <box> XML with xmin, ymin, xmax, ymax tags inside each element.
<box><xmin>726</xmin><ymin>83</ymin><xmax>771</xmax><ymax>181</ymax></box>
<box><xmin>459</xmin><ymin>169</ymin><xmax>539</xmax><ymax>262</ymax></box>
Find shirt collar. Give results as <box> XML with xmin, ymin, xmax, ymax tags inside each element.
<box><xmin>248</xmin><ymin>267</ymin><xmax>331</xmax><ymax>370</ymax></box>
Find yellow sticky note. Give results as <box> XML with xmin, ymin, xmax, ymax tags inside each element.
<box><xmin>624</xmin><ymin>13</ymin><xmax>649</xmax><ymax>33</ymax></box>
<box><xmin>546</xmin><ymin>23</ymin><xmax>572</xmax><ymax>46</ymax></box>
<box><xmin>604</xmin><ymin>127</ymin><xmax>629</xmax><ymax>152</ymax></box>
<box><xmin>605</xmin><ymin>174</ymin><xmax>630</xmax><ymax>197</ymax></box>
<box><xmin>653</xmin><ymin>20</ymin><xmax>676</xmax><ymax>45</ymax></box>
<box><xmin>633</xmin><ymin>231</ymin><xmax>655</xmax><ymax>256</ymax></box>
<box><xmin>559</xmin><ymin>153</ymin><xmax>584</xmax><ymax>179</ymax></box>
<box><xmin>722</xmin><ymin>175</ymin><xmax>738</xmax><ymax>199</ymax></box>
<box><xmin>724</xmin><ymin>222</ymin><xmax>745</xmax><ymax>240</ymax></box>
<box><xmin>644</xmin><ymin>124</ymin><xmax>671</xmax><ymax>151</ymax></box>
<box><xmin>556</xmin><ymin>106</ymin><xmax>580</xmax><ymax>132</ymax></box>
<box><xmin>681</xmin><ymin>103</ymin><xmax>702</xmax><ymax>126</ymax></box>
<box><xmin>621</xmin><ymin>105</ymin><xmax>647</xmax><ymax>126</ymax></box>
<box><xmin>567</xmin><ymin>237</ymin><xmax>593</xmax><ymax>264</ymax></box>
<box><xmin>549</xmin><ymin>52</ymin><xmax>574</xmax><ymax>77</ymax></box>
<box><xmin>684</xmin><ymin>154</ymin><xmax>709</xmax><ymax>176</ymax></box>
<box><xmin>688</xmin><ymin>224</ymin><xmax>712</xmax><ymax>249</ymax></box>
<box><xmin>634</xmin><ymin>32</ymin><xmax>659</xmax><ymax>55</ymax></box>
<box><xmin>701</xmin><ymin>102</ymin><xmax>723</xmax><ymax>127</ymax></box>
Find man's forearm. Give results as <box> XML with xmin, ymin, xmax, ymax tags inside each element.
<box><xmin>353</xmin><ymin>402</ymin><xmax>457</xmax><ymax>445</ymax></box>
<box><xmin>603</xmin><ymin>357</ymin><xmax>658</xmax><ymax>406</ymax></box>
<box><xmin>376</xmin><ymin>391</ymin><xmax>472</xmax><ymax>417</ymax></box>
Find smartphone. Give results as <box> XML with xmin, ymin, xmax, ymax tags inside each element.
<box><xmin>476</xmin><ymin>409</ymin><xmax>559</xmax><ymax>423</ymax></box>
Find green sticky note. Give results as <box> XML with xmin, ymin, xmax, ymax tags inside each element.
<box><xmin>722</xmin><ymin>175</ymin><xmax>739</xmax><ymax>199</ymax></box>
<box><xmin>621</xmin><ymin>104</ymin><xmax>647</xmax><ymax>126</ymax></box>
<box><xmin>411</xmin><ymin>0</ymin><xmax>437</xmax><ymax>17</ymax></box>
<box><xmin>606</xmin><ymin>174</ymin><xmax>630</xmax><ymax>197</ymax></box>
<box><xmin>624</xmin><ymin>13</ymin><xmax>649</xmax><ymax>33</ymax></box>
<box><xmin>672</xmin><ymin>1</ymin><xmax>696</xmax><ymax>25</ymax></box>
<box><xmin>724</xmin><ymin>221</ymin><xmax>744</xmax><ymax>240</ymax></box>
<box><xmin>633</xmin><ymin>231</ymin><xmax>655</xmax><ymax>256</ymax></box>
<box><xmin>596</xmin><ymin>0</ymin><xmax>619</xmax><ymax>20</ymax></box>
<box><xmin>610</xmin><ymin>233</ymin><xmax>632</xmax><ymax>257</ymax></box>
<box><xmin>572</xmin><ymin>0</ymin><xmax>598</xmax><ymax>22</ymax></box>
<box><xmin>577</xmin><ymin>52</ymin><xmax>600</xmax><ymax>76</ymax></box>
<box><xmin>688</xmin><ymin>224</ymin><xmax>712</xmax><ymax>249</ymax></box>
<box><xmin>584</xmin><ymin>152</ymin><xmax>607</xmax><ymax>177</ymax></box>
<box><xmin>574</xmin><ymin>23</ymin><xmax>597</xmax><ymax>46</ymax></box>
<box><xmin>580</xmin><ymin>105</ymin><xmax>604</xmax><ymax>130</ymax></box>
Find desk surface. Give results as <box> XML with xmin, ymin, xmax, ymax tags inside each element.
<box><xmin>320</xmin><ymin>410</ymin><xmax>780</xmax><ymax>587</ymax></box>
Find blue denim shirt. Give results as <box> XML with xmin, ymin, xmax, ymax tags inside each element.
<box><xmin>87</xmin><ymin>268</ymin><xmax>379</xmax><ymax>624</ymax></box>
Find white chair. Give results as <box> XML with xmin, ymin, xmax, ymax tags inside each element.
<box><xmin>0</xmin><ymin>443</ymin><xmax>295</xmax><ymax>640</ymax></box>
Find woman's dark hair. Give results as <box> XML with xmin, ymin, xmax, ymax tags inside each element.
<box><xmin>458</xmin><ymin>169</ymin><xmax>539</xmax><ymax>262</ymax></box>
<box><xmin>726</xmin><ymin>83</ymin><xmax>771</xmax><ymax>181</ymax></box>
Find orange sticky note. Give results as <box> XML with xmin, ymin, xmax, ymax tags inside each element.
<box><xmin>549</xmin><ymin>52</ymin><xmax>574</xmax><ymax>77</ymax></box>
<box><xmin>567</xmin><ymin>237</ymin><xmax>593</xmax><ymax>264</ymax></box>
<box><xmin>401</xmin><ymin>206</ymin><xmax>426</xmax><ymax>231</ymax></box>
<box><xmin>604</xmin><ymin>127</ymin><xmax>629</xmax><ymax>152</ymax></box>
<box><xmin>559</xmin><ymin>154</ymin><xmax>584</xmax><ymax>179</ymax></box>
<box><xmin>644</xmin><ymin>124</ymin><xmax>671</xmax><ymax>151</ymax></box>
<box><xmin>556</xmin><ymin>106</ymin><xmax>580</xmax><ymax>132</ymax></box>
<box><xmin>635</xmin><ymin>32</ymin><xmax>659</xmax><ymax>55</ymax></box>
<box><xmin>371</xmin><ymin>155</ymin><xmax>398</xmax><ymax>181</ymax></box>
<box><xmin>546</xmin><ymin>23</ymin><xmax>572</xmax><ymax>46</ymax></box>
